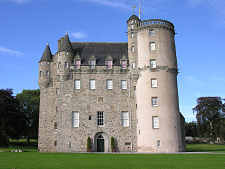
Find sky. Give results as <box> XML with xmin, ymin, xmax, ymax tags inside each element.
<box><xmin>0</xmin><ymin>0</ymin><xmax>224</xmax><ymax>122</ymax></box>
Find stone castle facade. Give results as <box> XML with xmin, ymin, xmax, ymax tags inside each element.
<box><xmin>38</xmin><ymin>15</ymin><xmax>185</xmax><ymax>153</ymax></box>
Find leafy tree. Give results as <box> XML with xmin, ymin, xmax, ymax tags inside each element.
<box><xmin>193</xmin><ymin>97</ymin><xmax>225</xmax><ymax>142</ymax></box>
<box><xmin>184</xmin><ymin>121</ymin><xmax>198</xmax><ymax>137</ymax></box>
<box><xmin>87</xmin><ymin>137</ymin><xmax>91</xmax><ymax>151</ymax></box>
<box><xmin>16</xmin><ymin>89</ymin><xmax>40</xmax><ymax>142</ymax></box>
<box><xmin>0</xmin><ymin>89</ymin><xmax>23</xmax><ymax>147</ymax></box>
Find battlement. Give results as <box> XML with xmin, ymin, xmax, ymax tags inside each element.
<box><xmin>137</xmin><ymin>19</ymin><xmax>175</xmax><ymax>33</ymax></box>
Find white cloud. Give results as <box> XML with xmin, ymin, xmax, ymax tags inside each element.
<box><xmin>79</xmin><ymin>0</ymin><xmax>129</xmax><ymax>9</ymax></box>
<box><xmin>0</xmin><ymin>45</ymin><xmax>25</xmax><ymax>57</ymax></box>
<box><xmin>0</xmin><ymin>0</ymin><xmax>29</xmax><ymax>3</ymax></box>
<box><xmin>184</xmin><ymin>75</ymin><xmax>204</xmax><ymax>85</ymax></box>
<box><xmin>71</xmin><ymin>32</ymin><xmax>87</xmax><ymax>39</ymax></box>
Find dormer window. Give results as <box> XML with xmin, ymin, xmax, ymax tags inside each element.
<box><xmin>89</xmin><ymin>55</ymin><xmax>96</xmax><ymax>69</ymax></box>
<box><xmin>121</xmin><ymin>60</ymin><xmax>127</xmax><ymax>69</ymax></box>
<box><xmin>107</xmin><ymin>60</ymin><xmax>112</xmax><ymax>69</ymax></box>
<box><xmin>90</xmin><ymin>60</ymin><xmax>95</xmax><ymax>69</ymax></box>
<box><xmin>75</xmin><ymin>60</ymin><xmax>81</xmax><ymax>69</ymax></box>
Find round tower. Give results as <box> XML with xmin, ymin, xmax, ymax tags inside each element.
<box><xmin>131</xmin><ymin>18</ymin><xmax>183</xmax><ymax>152</ymax></box>
<box><xmin>127</xmin><ymin>15</ymin><xmax>141</xmax><ymax>71</ymax></box>
<box><xmin>38</xmin><ymin>43</ymin><xmax>53</xmax><ymax>89</ymax></box>
<box><xmin>57</xmin><ymin>33</ymin><xmax>74</xmax><ymax>81</ymax></box>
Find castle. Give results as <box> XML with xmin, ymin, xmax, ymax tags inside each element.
<box><xmin>38</xmin><ymin>15</ymin><xmax>185</xmax><ymax>153</ymax></box>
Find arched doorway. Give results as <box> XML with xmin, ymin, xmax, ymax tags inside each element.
<box><xmin>97</xmin><ymin>135</ymin><xmax>104</xmax><ymax>152</ymax></box>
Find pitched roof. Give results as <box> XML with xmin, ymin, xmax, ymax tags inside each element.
<box><xmin>58</xmin><ymin>34</ymin><xmax>73</xmax><ymax>52</ymax></box>
<box><xmin>71</xmin><ymin>42</ymin><xmax>128</xmax><ymax>66</ymax></box>
<box><xmin>39</xmin><ymin>44</ymin><xmax>53</xmax><ymax>62</ymax></box>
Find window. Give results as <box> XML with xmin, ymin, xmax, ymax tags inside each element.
<box><xmin>54</xmin><ymin>122</ymin><xmax>57</xmax><ymax>130</ymax></box>
<box><xmin>54</xmin><ymin>141</ymin><xmax>57</xmax><ymax>146</ymax></box>
<box><xmin>72</xmin><ymin>112</ymin><xmax>79</xmax><ymax>127</ymax></box>
<box><xmin>149</xmin><ymin>29</ymin><xmax>155</xmax><ymax>36</ymax></box>
<box><xmin>131</xmin><ymin>33</ymin><xmax>134</xmax><ymax>38</ymax></box>
<box><xmin>132</xmin><ymin>63</ymin><xmax>135</xmax><ymax>69</ymax></box>
<box><xmin>157</xmin><ymin>140</ymin><xmax>161</xmax><ymax>147</ymax></box>
<box><xmin>97</xmin><ymin>112</ymin><xmax>104</xmax><ymax>126</ymax></box>
<box><xmin>58</xmin><ymin>62</ymin><xmax>61</xmax><ymax>69</ymax></box>
<box><xmin>131</xmin><ymin>25</ymin><xmax>134</xmax><ymax>29</ymax></box>
<box><xmin>74</xmin><ymin>80</ymin><xmax>80</xmax><ymax>90</ymax></box>
<box><xmin>89</xmin><ymin>79</ymin><xmax>95</xmax><ymax>90</ymax></box>
<box><xmin>134</xmin><ymin>86</ymin><xmax>136</xmax><ymax>91</ymax></box>
<box><xmin>150</xmin><ymin>42</ymin><xmax>156</xmax><ymax>51</ymax></box>
<box><xmin>121</xmin><ymin>80</ymin><xmax>127</xmax><ymax>90</ymax></box>
<box><xmin>75</xmin><ymin>60</ymin><xmax>81</xmax><ymax>69</ymax></box>
<box><xmin>107</xmin><ymin>79</ymin><xmax>113</xmax><ymax>89</ymax></box>
<box><xmin>152</xmin><ymin>97</ymin><xmax>158</xmax><ymax>106</ymax></box>
<box><xmin>89</xmin><ymin>116</ymin><xmax>91</xmax><ymax>120</ymax></box>
<box><xmin>122</xmin><ymin>112</ymin><xmax>129</xmax><ymax>127</ymax></box>
<box><xmin>65</xmin><ymin>62</ymin><xmax>69</xmax><ymax>70</ymax></box>
<box><xmin>107</xmin><ymin>60</ymin><xmax>112</xmax><ymax>69</ymax></box>
<box><xmin>90</xmin><ymin>60</ymin><xmax>95</xmax><ymax>69</ymax></box>
<box><xmin>131</xmin><ymin>46</ymin><xmax>135</xmax><ymax>53</ymax></box>
<box><xmin>153</xmin><ymin>116</ymin><xmax>159</xmax><ymax>129</ymax></box>
<box><xmin>46</xmin><ymin>70</ymin><xmax>49</xmax><ymax>77</ymax></box>
<box><xmin>56</xmin><ymin>88</ymin><xmax>60</xmax><ymax>95</ymax></box>
<box><xmin>58</xmin><ymin>53</ymin><xmax>61</xmax><ymax>57</ymax></box>
<box><xmin>39</xmin><ymin>71</ymin><xmax>42</xmax><ymax>77</ymax></box>
<box><xmin>121</xmin><ymin>60</ymin><xmax>127</xmax><ymax>69</ymax></box>
<box><xmin>150</xmin><ymin>60</ymin><xmax>156</xmax><ymax>68</ymax></box>
<box><xmin>151</xmin><ymin>79</ymin><xmax>158</xmax><ymax>88</ymax></box>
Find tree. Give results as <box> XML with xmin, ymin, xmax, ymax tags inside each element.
<box><xmin>87</xmin><ymin>137</ymin><xmax>91</xmax><ymax>152</ymax></box>
<box><xmin>16</xmin><ymin>89</ymin><xmax>40</xmax><ymax>142</ymax></box>
<box><xmin>0</xmin><ymin>89</ymin><xmax>23</xmax><ymax>147</ymax></box>
<box><xmin>184</xmin><ymin>121</ymin><xmax>198</xmax><ymax>137</ymax></box>
<box><xmin>193</xmin><ymin>97</ymin><xmax>225</xmax><ymax>142</ymax></box>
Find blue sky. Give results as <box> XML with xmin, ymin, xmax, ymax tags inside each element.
<box><xmin>0</xmin><ymin>0</ymin><xmax>224</xmax><ymax>122</ymax></box>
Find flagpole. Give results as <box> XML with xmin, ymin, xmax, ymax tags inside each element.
<box><xmin>139</xmin><ymin>0</ymin><xmax>141</xmax><ymax>19</ymax></box>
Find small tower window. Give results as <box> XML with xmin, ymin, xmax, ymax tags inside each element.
<box><xmin>131</xmin><ymin>46</ymin><xmax>135</xmax><ymax>53</ymax></box>
<box><xmin>54</xmin><ymin>141</ymin><xmax>57</xmax><ymax>146</ymax></box>
<box><xmin>54</xmin><ymin>122</ymin><xmax>57</xmax><ymax>130</ymax></box>
<box><xmin>46</xmin><ymin>70</ymin><xmax>49</xmax><ymax>77</ymax></box>
<box><xmin>58</xmin><ymin>62</ymin><xmax>61</xmax><ymax>69</ymax></box>
<box><xmin>132</xmin><ymin>63</ymin><xmax>135</xmax><ymax>69</ymax></box>
<box><xmin>157</xmin><ymin>140</ymin><xmax>161</xmax><ymax>147</ymax></box>
<box><xmin>150</xmin><ymin>60</ymin><xmax>156</xmax><ymax>68</ymax></box>
<box><xmin>153</xmin><ymin>116</ymin><xmax>159</xmax><ymax>129</ymax></box>
<box><xmin>121</xmin><ymin>60</ymin><xmax>127</xmax><ymax>69</ymax></box>
<box><xmin>75</xmin><ymin>60</ymin><xmax>81</xmax><ymax>69</ymax></box>
<box><xmin>39</xmin><ymin>71</ymin><xmax>42</xmax><ymax>77</ymax></box>
<box><xmin>151</xmin><ymin>79</ymin><xmax>158</xmax><ymax>88</ymax></box>
<box><xmin>131</xmin><ymin>33</ymin><xmax>134</xmax><ymax>38</ymax></box>
<box><xmin>131</xmin><ymin>25</ymin><xmax>134</xmax><ymax>29</ymax></box>
<box><xmin>64</xmin><ymin>62</ymin><xmax>69</xmax><ymax>70</ymax></box>
<box><xmin>150</xmin><ymin>42</ymin><xmax>156</xmax><ymax>51</ymax></box>
<box><xmin>152</xmin><ymin>97</ymin><xmax>158</xmax><ymax>106</ymax></box>
<box><xmin>56</xmin><ymin>88</ymin><xmax>60</xmax><ymax>95</ymax></box>
<box><xmin>149</xmin><ymin>29</ymin><xmax>155</xmax><ymax>36</ymax></box>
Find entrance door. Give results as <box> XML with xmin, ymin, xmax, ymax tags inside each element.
<box><xmin>97</xmin><ymin>135</ymin><xmax>104</xmax><ymax>152</ymax></box>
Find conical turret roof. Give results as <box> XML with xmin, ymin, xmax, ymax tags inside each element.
<box><xmin>39</xmin><ymin>44</ymin><xmax>53</xmax><ymax>62</ymax></box>
<box><xmin>58</xmin><ymin>33</ymin><xmax>73</xmax><ymax>52</ymax></box>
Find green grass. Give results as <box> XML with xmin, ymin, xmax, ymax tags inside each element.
<box><xmin>0</xmin><ymin>153</ymin><xmax>224</xmax><ymax>169</ymax></box>
<box><xmin>186</xmin><ymin>144</ymin><xmax>225</xmax><ymax>153</ymax></box>
<box><xmin>0</xmin><ymin>142</ymin><xmax>225</xmax><ymax>169</ymax></box>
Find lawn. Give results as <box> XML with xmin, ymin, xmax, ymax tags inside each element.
<box><xmin>0</xmin><ymin>153</ymin><xmax>224</xmax><ymax>169</ymax></box>
<box><xmin>186</xmin><ymin>144</ymin><xmax>225</xmax><ymax>153</ymax></box>
<box><xmin>0</xmin><ymin>142</ymin><xmax>225</xmax><ymax>169</ymax></box>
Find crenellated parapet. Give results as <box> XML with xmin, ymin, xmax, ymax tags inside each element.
<box><xmin>137</xmin><ymin>19</ymin><xmax>175</xmax><ymax>34</ymax></box>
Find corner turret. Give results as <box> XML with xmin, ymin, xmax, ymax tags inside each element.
<box><xmin>38</xmin><ymin>43</ymin><xmax>53</xmax><ymax>88</ymax></box>
<box><xmin>57</xmin><ymin>33</ymin><xmax>74</xmax><ymax>81</ymax></box>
